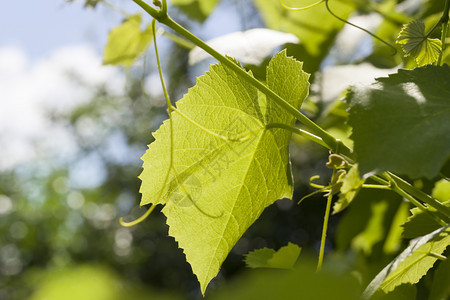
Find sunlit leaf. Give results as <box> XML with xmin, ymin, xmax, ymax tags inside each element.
<box><xmin>139</xmin><ymin>51</ymin><xmax>309</xmax><ymax>293</ymax></box>
<box><xmin>244</xmin><ymin>242</ymin><xmax>301</xmax><ymax>269</ymax></box>
<box><xmin>346</xmin><ymin>65</ymin><xmax>450</xmax><ymax>179</ymax></box>
<box><xmin>396</xmin><ymin>20</ymin><xmax>442</xmax><ymax>66</ymax></box>
<box><xmin>362</xmin><ymin>227</ymin><xmax>450</xmax><ymax>299</ymax></box>
<box><xmin>103</xmin><ymin>14</ymin><xmax>152</xmax><ymax>67</ymax></box>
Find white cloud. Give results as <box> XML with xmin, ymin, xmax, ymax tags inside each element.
<box><xmin>0</xmin><ymin>44</ymin><xmax>125</xmax><ymax>170</ymax></box>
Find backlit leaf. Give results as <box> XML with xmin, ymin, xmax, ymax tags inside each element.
<box><xmin>244</xmin><ymin>242</ymin><xmax>301</xmax><ymax>269</ymax></box>
<box><xmin>396</xmin><ymin>20</ymin><xmax>442</xmax><ymax>66</ymax></box>
<box><xmin>139</xmin><ymin>50</ymin><xmax>309</xmax><ymax>293</ymax></box>
<box><xmin>379</xmin><ymin>228</ymin><xmax>450</xmax><ymax>293</ymax></box>
<box><xmin>362</xmin><ymin>227</ymin><xmax>450</xmax><ymax>299</ymax></box>
<box><xmin>346</xmin><ymin>65</ymin><xmax>450</xmax><ymax>179</ymax></box>
<box><xmin>103</xmin><ymin>14</ymin><xmax>152</xmax><ymax>67</ymax></box>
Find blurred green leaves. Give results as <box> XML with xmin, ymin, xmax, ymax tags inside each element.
<box><xmin>28</xmin><ymin>265</ymin><xmax>184</xmax><ymax>300</ymax></box>
<box><xmin>254</xmin><ymin>0</ymin><xmax>355</xmax><ymax>72</ymax></box>
<box><xmin>103</xmin><ymin>14</ymin><xmax>153</xmax><ymax>67</ymax></box>
<box><xmin>171</xmin><ymin>0</ymin><xmax>220</xmax><ymax>22</ymax></box>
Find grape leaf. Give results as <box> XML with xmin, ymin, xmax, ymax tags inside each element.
<box><xmin>139</xmin><ymin>50</ymin><xmax>309</xmax><ymax>293</ymax></box>
<box><xmin>380</xmin><ymin>228</ymin><xmax>450</xmax><ymax>293</ymax></box>
<box><xmin>402</xmin><ymin>200</ymin><xmax>450</xmax><ymax>239</ymax></box>
<box><xmin>103</xmin><ymin>14</ymin><xmax>152</xmax><ymax>67</ymax></box>
<box><xmin>333</xmin><ymin>164</ymin><xmax>364</xmax><ymax>214</ymax></box>
<box><xmin>346</xmin><ymin>65</ymin><xmax>450</xmax><ymax>179</ymax></box>
<box><xmin>396</xmin><ymin>20</ymin><xmax>442</xmax><ymax>66</ymax></box>
<box><xmin>244</xmin><ymin>242</ymin><xmax>301</xmax><ymax>269</ymax></box>
<box><xmin>362</xmin><ymin>226</ymin><xmax>450</xmax><ymax>299</ymax></box>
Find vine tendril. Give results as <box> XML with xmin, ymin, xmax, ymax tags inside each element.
<box><xmin>280</xmin><ymin>0</ymin><xmax>325</xmax><ymax>11</ymax></box>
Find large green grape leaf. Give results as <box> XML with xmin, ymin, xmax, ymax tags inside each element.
<box><xmin>139</xmin><ymin>51</ymin><xmax>309</xmax><ymax>293</ymax></box>
<box><xmin>396</xmin><ymin>20</ymin><xmax>442</xmax><ymax>67</ymax></box>
<box><xmin>346</xmin><ymin>65</ymin><xmax>450</xmax><ymax>179</ymax></box>
<box><xmin>362</xmin><ymin>227</ymin><xmax>450</xmax><ymax>299</ymax></box>
<box><xmin>103</xmin><ymin>14</ymin><xmax>152</xmax><ymax>67</ymax></box>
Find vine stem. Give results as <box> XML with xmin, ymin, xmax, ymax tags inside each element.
<box><xmin>377</xmin><ymin>173</ymin><xmax>449</xmax><ymax>226</ymax></box>
<box><xmin>265</xmin><ymin>123</ymin><xmax>330</xmax><ymax>149</ymax></box>
<box><xmin>317</xmin><ymin>169</ymin><xmax>336</xmax><ymax>272</ymax></box>
<box><xmin>387</xmin><ymin>173</ymin><xmax>450</xmax><ymax>221</ymax></box>
<box><xmin>131</xmin><ymin>0</ymin><xmax>352</xmax><ymax>159</ymax></box>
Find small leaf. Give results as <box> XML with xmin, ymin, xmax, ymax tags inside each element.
<box><xmin>244</xmin><ymin>242</ymin><xmax>302</xmax><ymax>269</ymax></box>
<box><xmin>139</xmin><ymin>50</ymin><xmax>309</xmax><ymax>294</ymax></box>
<box><xmin>402</xmin><ymin>200</ymin><xmax>450</xmax><ymax>239</ymax></box>
<box><xmin>170</xmin><ymin>0</ymin><xmax>220</xmax><ymax>22</ymax></box>
<box><xmin>396</xmin><ymin>20</ymin><xmax>442</xmax><ymax>66</ymax></box>
<box><xmin>103</xmin><ymin>14</ymin><xmax>152</xmax><ymax>67</ymax></box>
<box><xmin>333</xmin><ymin>164</ymin><xmax>364</xmax><ymax>214</ymax></box>
<box><xmin>346</xmin><ymin>65</ymin><xmax>450</xmax><ymax>179</ymax></box>
<box><xmin>362</xmin><ymin>227</ymin><xmax>450</xmax><ymax>299</ymax></box>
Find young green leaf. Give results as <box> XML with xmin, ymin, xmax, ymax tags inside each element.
<box><xmin>402</xmin><ymin>200</ymin><xmax>450</xmax><ymax>239</ymax></box>
<box><xmin>396</xmin><ymin>20</ymin><xmax>442</xmax><ymax>66</ymax></box>
<box><xmin>332</xmin><ymin>164</ymin><xmax>364</xmax><ymax>214</ymax></box>
<box><xmin>346</xmin><ymin>65</ymin><xmax>450</xmax><ymax>179</ymax></box>
<box><xmin>244</xmin><ymin>242</ymin><xmax>301</xmax><ymax>269</ymax></box>
<box><xmin>362</xmin><ymin>227</ymin><xmax>450</xmax><ymax>299</ymax></box>
<box><xmin>103</xmin><ymin>14</ymin><xmax>152</xmax><ymax>67</ymax></box>
<box><xmin>170</xmin><ymin>0</ymin><xmax>220</xmax><ymax>22</ymax></box>
<box><xmin>139</xmin><ymin>50</ymin><xmax>309</xmax><ymax>294</ymax></box>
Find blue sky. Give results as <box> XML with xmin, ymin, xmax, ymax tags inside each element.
<box><xmin>0</xmin><ymin>1</ymin><xmax>136</xmax><ymax>60</ymax></box>
<box><xmin>0</xmin><ymin>0</ymin><xmax>240</xmax><ymax>178</ymax></box>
